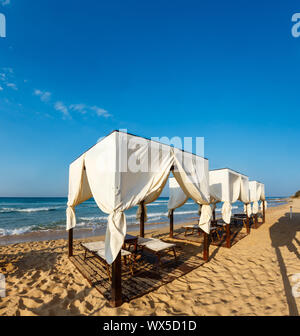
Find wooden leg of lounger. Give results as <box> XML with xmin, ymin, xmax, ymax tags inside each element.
<box><xmin>226</xmin><ymin>224</ymin><xmax>231</xmax><ymax>248</ymax></box>
<box><xmin>156</xmin><ymin>253</ymin><xmax>161</xmax><ymax>266</ymax></box>
<box><xmin>111</xmin><ymin>251</ymin><xmax>122</xmax><ymax>307</ymax></box>
<box><xmin>203</xmin><ymin>232</ymin><xmax>209</xmax><ymax>262</ymax></box>
<box><xmin>84</xmin><ymin>249</ymin><xmax>87</xmax><ymax>260</ymax></box>
<box><xmin>106</xmin><ymin>263</ymin><xmax>111</xmax><ymax>282</ymax></box>
<box><xmin>246</xmin><ymin>215</ymin><xmax>250</xmax><ymax>234</ymax></box>
<box><xmin>172</xmin><ymin>247</ymin><xmax>177</xmax><ymax>260</ymax></box>
<box><xmin>129</xmin><ymin>255</ymin><xmax>134</xmax><ymax>275</ymax></box>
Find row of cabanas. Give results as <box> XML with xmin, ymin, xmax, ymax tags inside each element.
<box><xmin>167</xmin><ymin>169</ymin><xmax>267</xmax><ymax>257</ymax></box>
<box><xmin>66</xmin><ymin>130</ymin><xmax>267</xmax><ymax>306</ymax></box>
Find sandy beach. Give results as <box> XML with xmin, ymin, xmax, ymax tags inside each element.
<box><xmin>0</xmin><ymin>198</ymin><xmax>299</xmax><ymax>316</ymax></box>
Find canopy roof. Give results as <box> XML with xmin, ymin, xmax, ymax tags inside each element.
<box><xmin>249</xmin><ymin>181</ymin><xmax>265</xmax><ymax>202</ymax></box>
<box><xmin>249</xmin><ymin>181</ymin><xmax>266</xmax><ymax>214</ymax></box>
<box><xmin>209</xmin><ymin>168</ymin><xmax>249</xmax><ymax>204</ymax></box>
<box><xmin>66</xmin><ymin>130</ymin><xmax>212</xmax><ymax>264</ymax></box>
<box><xmin>168</xmin><ymin>167</ymin><xmax>250</xmax><ymax>224</ymax></box>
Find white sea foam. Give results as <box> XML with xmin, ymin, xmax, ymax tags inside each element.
<box><xmin>0</xmin><ymin>206</ymin><xmax>62</xmax><ymax>214</ymax></box>
<box><xmin>0</xmin><ymin>226</ymin><xmax>35</xmax><ymax>236</ymax></box>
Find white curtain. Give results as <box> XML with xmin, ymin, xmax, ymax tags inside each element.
<box><xmin>209</xmin><ymin>169</ymin><xmax>243</xmax><ymax>224</ymax></box>
<box><xmin>66</xmin><ymin>154</ymin><xmax>92</xmax><ymax>230</ymax></box>
<box><xmin>172</xmin><ymin>148</ymin><xmax>211</xmax><ymax>233</ymax></box>
<box><xmin>249</xmin><ymin>181</ymin><xmax>262</xmax><ymax>215</ymax></box>
<box><xmin>167</xmin><ymin>177</ymin><xmax>189</xmax><ymax>216</ymax></box>
<box><xmin>244</xmin><ymin>203</ymin><xmax>252</xmax><ymax>216</ymax></box>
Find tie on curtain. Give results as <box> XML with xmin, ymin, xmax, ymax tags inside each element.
<box><xmin>252</xmin><ymin>201</ymin><xmax>259</xmax><ymax>214</ymax></box>
<box><xmin>243</xmin><ymin>203</ymin><xmax>252</xmax><ymax>216</ymax></box>
<box><xmin>221</xmin><ymin>201</ymin><xmax>232</xmax><ymax>224</ymax></box>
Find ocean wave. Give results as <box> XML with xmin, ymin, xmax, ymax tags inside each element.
<box><xmin>0</xmin><ymin>226</ymin><xmax>35</xmax><ymax>236</ymax></box>
<box><xmin>0</xmin><ymin>206</ymin><xmax>63</xmax><ymax>214</ymax></box>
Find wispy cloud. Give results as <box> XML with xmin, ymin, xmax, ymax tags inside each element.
<box><xmin>1</xmin><ymin>67</ymin><xmax>111</xmax><ymax>120</ymax></box>
<box><xmin>6</xmin><ymin>82</ymin><xmax>17</xmax><ymax>90</ymax></box>
<box><xmin>69</xmin><ymin>103</ymin><xmax>110</xmax><ymax>117</ymax></box>
<box><xmin>54</xmin><ymin>101</ymin><xmax>70</xmax><ymax>118</ymax></box>
<box><xmin>33</xmin><ymin>89</ymin><xmax>51</xmax><ymax>102</ymax></box>
<box><xmin>69</xmin><ymin>103</ymin><xmax>87</xmax><ymax>114</ymax></box>
<box><xmin>0</xmin><ymin>68</ymin><xmax>17</xmax><ymax>90</ymax></box>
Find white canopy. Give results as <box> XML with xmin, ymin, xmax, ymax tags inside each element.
<box><xmin>168</xmin><ymin>168</ymin><xmax>250</xmax><ymax>224</ymax></box>
<box><xmin>209</xmin><ymin>168</ymin><xmax>250</xmax><ymax>223</ymax></box>
<box><xmin>249</xmin><ymin>181</ymin><xmax>265</xmax><ymax>214</ymax></box>
<box><xmin>66</xmin><ymin>131</ymin><xmax>211</xmax><ymax>264</ymax></box>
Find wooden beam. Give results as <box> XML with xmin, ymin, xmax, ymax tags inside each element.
<box><xmin>246</xmin><ymin>214</ymin><xmax>250</xmax><ymax>234</ymax></box>
<box><xmin>68</xmin><ymin>228</ymin><xmax>73</xmax><ymax>257</ymax></box>
<box><xmin>111</xmin><ymin>251</ymin><xmax>122</xmax><ymax>307</ymax></box>
<box><xmin>203</xmin><ymin>232</ymin><xmax>209</xmax><ymax>262</ymax></box>
<box><xmin>169</xmin><ymin>209</ymin><xmax>174</xmax><ymax>238</ymax></box>
<box><xmin>226</xmin><ymin>224</ymin><xmax>231</xmax><ymax>248</ymax></box>
<box><xmin>262</xmin><ymin>201</ymin><xmax>266</xmax><ymax>223</ymax></box>
<box><xmin>213</xmin><ymin>208</ymin><xmax>216</xmax><ymax>221</ymax></box>
<box><xmin>140</xmin><ymin>201</ymin><xmax>145</xmax><ymax>238</ymax></box>
<box><xmin>254</xmin><ymin>214</ymin><xmax>258</xmax><ymax>228</ymax></box>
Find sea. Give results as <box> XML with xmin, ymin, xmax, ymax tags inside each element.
<box><xmin>0</xmin><ymin>196</ymin><xmax>287</xmax><ymax>243</ymax></box>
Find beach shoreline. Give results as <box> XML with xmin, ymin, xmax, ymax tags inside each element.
<box><xmin>0</xmin><ymin>197</ymin><xmax>288</xmax><ymax>246</ymax></box>
<box><xmin>0</xmin><ymin>197</ymin><xmax>299</xmax><ymax>316</ymax></box>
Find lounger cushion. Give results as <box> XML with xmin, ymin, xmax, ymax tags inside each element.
<box><xmin>183</xmin><ymin>224</ymin><xmax>199</xmax><ymax>229</ymax></box>
<box><xmin>137</xmin><ymin>237</ymin><xmax>175</xmax><ymax>252</ymax></box>
<box><xmin>82</xmin><ymin>241</ymin><xmax>131</xmax><ymax>259</ymax></box>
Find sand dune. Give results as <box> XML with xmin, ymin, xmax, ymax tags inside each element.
<box><xmin>0</xmin><ymin>199</ymin><xmax>299</xmax><ymax>316</ymax></box>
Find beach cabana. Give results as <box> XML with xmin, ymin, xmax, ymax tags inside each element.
<box><xmin>66</xmin><ymin>130</ymin><xmax>212</xmax><ymax>307</ymax></box>
<box><xmin>168</xmin><ymin>168</ymin><xmax>251</xmax><ymax>252</ymax></box>
<box><xmin>209</xmin><ymin>168</ymin><xmax>250</xmax><ymax>243</ymax></box>
<box><xmin>249</xmin><ymin>181</ymin><xmax>266</xmax><ymax>226</ymax></box>
<box><xmin>258</xmin><ymin>183</ymin><xmax>267</xmax><ymax>223</ymax></box>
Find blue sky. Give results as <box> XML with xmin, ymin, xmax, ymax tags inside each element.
<box><xmin>0</xmin><ymin>0</ymin><xmax>300</xmax><ymax>197</ymax></box>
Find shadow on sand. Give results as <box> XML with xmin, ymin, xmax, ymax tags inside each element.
<box><xmin>269</xmin><ymin>212</ymin><xmax>300</xmax><ymax>316</ymax></box>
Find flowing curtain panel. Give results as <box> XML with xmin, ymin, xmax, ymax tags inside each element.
<box><xmin>172</xmin><ymin>148</ymin><xmax>211</xmax><ymax>233</ymax></box>
<box><xmin>167</xmin><ymin>177</ymin><xmax>189</xmax><ymax>216</ymax></box>
<box><xmin>249</xmin><ymin>181</ymin><xmax>262</xmax><ymax>214</ymax></box>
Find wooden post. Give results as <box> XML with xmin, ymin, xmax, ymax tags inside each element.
<box><xmin>203</xmin><ymin>232</ymin><xmax>209</xmax><ymax>262</ymax></box>
<box><xmin>262</xmin><ymin>200</ymin><xmax>266</xmax><ymax>223</ymax></box>
<box><xmin>226</xmin><ymin>224</ymin><xmax>231</xmax><ymax>248</ymax></box>
<box><xmin>140</xmin><ymin>201</ymin><xmax>145</xmax><ymax>238</ymax></box>
<box><xmin>213</xmin><ymin>208</ymin><xmax>216</xmax><ymax>222</ymax></box>
<box><xmin>169</xmin><ymin>209</ymin><xmax>174</xmax><ymax>238</ymax></box>
<box><xmin>68</xmin><ymin>228</ymin><xmax>73</xmax><ymax>257</ymax></box>
<box><xmin>111</xmin><ymin>251</ymin><xmax>122</xmax><ymax>307</ymax></box>
<box><xmin>246</xmin><ymin>214</ymin><xmax>250</xmax><ymax>234</ymax></box>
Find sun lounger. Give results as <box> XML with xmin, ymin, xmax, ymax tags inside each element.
<box><xmin>137</xmin><ymin>237</ymin><xmax>177</xmax><ymax>265</ymax></box>
<box><xmin>81</xmin><ymin>241</ymin><xmax>134</xmax><ymax>280</ymax></box>
<box><xmin>183</xmin><ymin>224</ymin><xmax>202</xmax><ymax>236</ymax></box>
